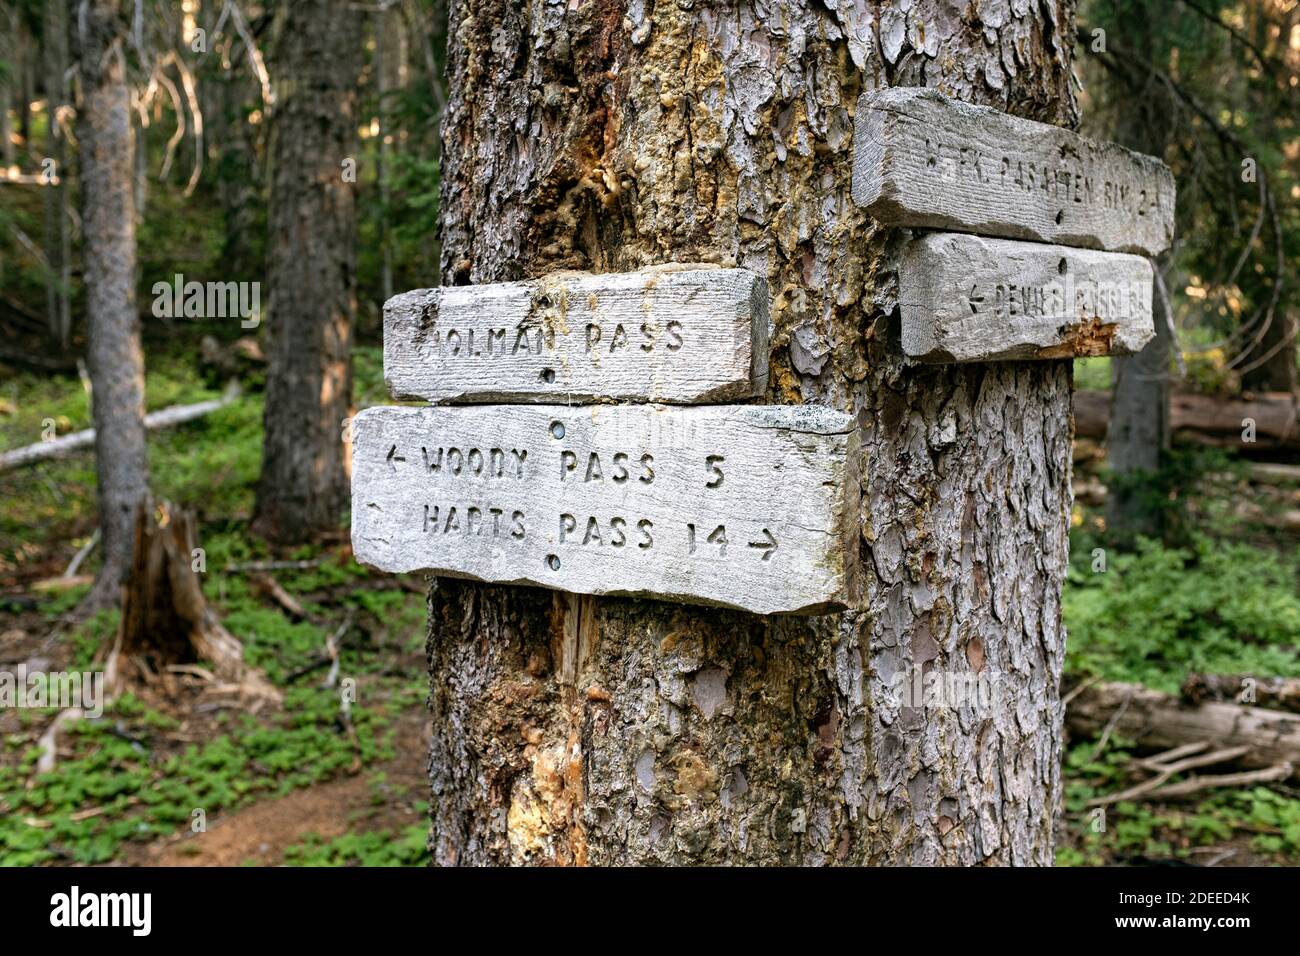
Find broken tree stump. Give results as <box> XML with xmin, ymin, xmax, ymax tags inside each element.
<box><xmin>107</xmin><ymin>501</ymin><xmax>278</xmax><ymax>703</ymax></box>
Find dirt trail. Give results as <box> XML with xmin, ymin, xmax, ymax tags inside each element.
<box><xmin>122</xmin><ymin>708</ymin><xmax>430</xmax><ymax>867</ymax></box>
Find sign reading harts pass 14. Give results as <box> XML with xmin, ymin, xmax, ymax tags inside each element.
<box><xmin>383</xmin><ymin>266</ymin><xmax>769</xmax><ymax>405</ymax></box>
<box><xmin>351</xmin><ymin>404</ymin><xmax>858</xmax><ymax>615</ymax></box>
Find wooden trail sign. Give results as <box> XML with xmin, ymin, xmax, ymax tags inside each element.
<box><xmin>383</xmin><ymin>266</ymin><xmax>770</xmax><ymax>404</ymax></box>
<box><xmin>853</xmin><ymin>88</ymin><xmax>1176</xmax><ymax>256</ymax></box>
<box><xmin>351</xmin><ymin>404</ymin><xmax>858</xmax><ymax>615</ymax></box>
<box><xmin>898</xmin><ymin>233</ymin><xmax>1155</xmax><ymax>363</ymax></box>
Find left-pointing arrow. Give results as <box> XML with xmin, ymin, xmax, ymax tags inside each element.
<box><xmin>386</xmin><ymin>444</ymin><xmax>406</xmax><ymax>471</ymax></box>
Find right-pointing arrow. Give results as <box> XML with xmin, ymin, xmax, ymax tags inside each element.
<box><xmin>748</xmin><ymin>528</ymin><xmax>778</xmax><ymax>561</ymax></box>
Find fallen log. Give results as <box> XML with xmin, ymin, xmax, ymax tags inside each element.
<box><xmin>1073</xmin><ymin>389</ymin><xmax>1299</xmax><ymax>452</ymax></box>
<box><xmin>1247</xmin><ymin>462</ymin><xmax>1300</xmax><ymax>486</ymax></box>
<box><xmin>0</xmin><ymin>384</ymin><xmax>239</xmax><ymax>473</ymax></box>
<box><xmin>1182</xmin><ymin>674</ymin><xmax>1300</xmax><ymax>714</ymax></box>
<box><xmin>1066</xmin><ymin>680</ymin><xmax>1300</xmax><ymax>780</ymax></box>
<box><xmin>1068</xmin><ymin>470</ymin><xmax>1300</xmax><ymax>533</ymax></box>
<box><xmin>0</xmin><ymin>343</ymin><xmax>79</xmax><ymax>373</ymax></box>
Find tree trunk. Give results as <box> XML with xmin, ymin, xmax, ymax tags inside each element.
<box><xmin>1105</xmin><ymin>286</ymin><xmax>1170</xmax><ymax>541</ymax></box>
<box><xmin>1095</xmin><ymin>10</ymin><xmax>1176</xmax><ymax>545</ymax></box>
<box><xmin>43</xmin><ymin>0</ymin><xmax>73</xmax><ymax>349</ymax></box>
<box><xmin>75</xmin><ymin>0</ymin><xmax>149</xmax><ymax>610</ymax></box>
<box><xmin>1</xmin><ymin>3</ymin><xmax>16</xmax><ymax>167</ymax></box>
<box><xmin>253</xmin><ymin>0</ymin><xmax>361</xmax><ymax>544</ymax></box>
<box><xmin>375</xmin><ymin>5</ymin><xmax>398</xmax><ymax>306</ymax></box>
<box><xmin>428</xmin><ymin>0</ymin><xmax>1078</xmax><ymax>866</ymax></box>
<box><xmin>1241</xmin><ymin>309</ymin><xmax>1298</xmax><ymax>396</ymax></box>
<box><xmin>211</xmin><ymin>28</ymin><xmax>263</xmax><ymax>282</ymax></box>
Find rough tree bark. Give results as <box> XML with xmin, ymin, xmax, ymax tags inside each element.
<box><xmin>428</xmin><ymin>0</ymin><xmax>1078</xmax><ymax>865</ymax></box>
<box><xmin>253</xmin><ymin>0</ymin><xmax>360</xmax><ymax>543</ymax></box>
<box><xmin>75</xmin><ymin>0</ymin><xmax>149</xmax><ymax>610</ymax></box>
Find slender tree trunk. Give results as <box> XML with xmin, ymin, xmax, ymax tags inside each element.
<box><xmin>75</xmin><ymin>0</ymin><xmax>149</xmax><ymax>608</ymax></box>
<box><xmin>427</xmin><ymin>0</ymin><xmax>1078</xmax><ymax>866</ymax></box>
<box><xmin>1241</xmin><ymin>309</ymin><xmax>1297</xmax><ymax>396</ymax></box>
<box><xmin>0</xmin><ymin>3</ymin><xmax>16</xmax><ymax>167</ymax></box>
<box><xmin>1097</xmin><ymin>14</ymin><xmax>1177</xmax><ymax>544</ymax></box>
<box><xmin>253</xmin><ymin>0</ymin><xmax>360</xmax><ymax>543</ymax></box>
<box><xmin>18</xmin><ymin>16</ymin><xmax>34</xmax><ymax>146</ymax></box>
<box><xmin>1240</xmin><ymin>8</ymin><xmax>1296</xmax><ymax>396</ymax></box>
<box><xmin>43</xmin><ymin>0</ymin><xmax>73</xmax><ymax>348</ymax></box>
<box><xmin>213</xmin><ymin>37</ymin><xmax>262</xmax><ymax>281</ymax></box>
<box><xmin>375</xmin><ymin>5</ymin><xmax>397</xmax><ymax>305</ymax></box>
<box><xmin>1106</xmin><ymin>279</ymin><xmax>1171</xmax><ymax>542</ymax></box>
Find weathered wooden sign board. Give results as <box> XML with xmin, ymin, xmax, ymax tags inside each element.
<box><xmin>351</xmin><ymin>403</ymin><xmax>858</xmax><ymax>615</ymax></box>
<box><xmin>383</xmin><ymin>266</ymin><xmax>770</xmax><ymax>404</ymax></box>
<box><xmin>899</xmin><ymin>233</ymin><xmax>1155</xmax><ymax>362</ymax></box>
<box><xmin>853</xmin><ymin>88</ymin><xmax>1176</xmax><ymax>256</ymax></box>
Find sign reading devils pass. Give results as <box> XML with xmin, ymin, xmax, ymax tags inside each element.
<box><xmin>351</xmin><ymin>404</ymin><xmax>857</xmax><ymax>615</ymax></box>
<box><xmin>899</xmin><ymin>233</ymin><xmax>1155</xmax><ymax>362</ymax></box>
<box><xmin>383</xmin><ymin>266</ymin><xmax>769</xmax><ymax>404</ymax></box>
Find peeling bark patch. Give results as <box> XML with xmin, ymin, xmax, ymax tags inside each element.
<box><xmin>670</xmin><ymin>750</ymin><xmax>720</xmax><ymax>804</ymax></box>
<box><xmin>635</xmin><ymin>749</ymin><xmax>656</xmax><ymax>792</ymax></box>
<box><xmin>690</xmin><ymin>667</ymin><xmax>729</xmax><ymax>719</ymax></box>
<box><xmin>1037</xmin><ymin>318</ymin><xmax>1120</xmax><ymax>359</ymax></box>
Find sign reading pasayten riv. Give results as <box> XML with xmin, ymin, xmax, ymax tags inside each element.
<box><xmin>351</xmin><ymin>404</ymin><xmax>858</xmax><ymax>615</ymax></box>
<box><xmin>383</xmin><ymin>266</ymin><xmax>769</xmax><ymax>404</ymax></box>
<box><xmin>853</xmin><ymin>88</ymin><xmax>1176</xmax><ymax>256</ymax></box>
<box><xmin>899</xmin><ymin>233</ymin><xmax>1155</xmax><ymax>362</ymax></box>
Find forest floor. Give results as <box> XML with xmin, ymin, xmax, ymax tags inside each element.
<box><xmin>1</xmin><ymin>345</ymin><xmax>1299</xmax><ymax>866</ymax></box>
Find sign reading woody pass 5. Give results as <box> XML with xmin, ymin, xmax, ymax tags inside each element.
<box><xmin>351</xmin><ymin>404</ymin><xmax>858</xmax><ymax>615</ymax></box>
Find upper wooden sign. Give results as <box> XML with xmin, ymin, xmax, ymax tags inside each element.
<box><xmin>853</xmin><ymin>88</ymin><xmax>1176</xmax><ymax>256</ymax></box>
<box><xmin>899</xmin><ymin>233</ymin><xmax>1155</xmax><ymax>363</ymax></box>
<box><xmin>383</xmin><ymin>266</ymin><xmax>770</xmax><ymax>404</ymax></box>
<box><xmin>351</xmin><ymin>403</ymin><xmax>858</xmax><ymax>615</ymax></box>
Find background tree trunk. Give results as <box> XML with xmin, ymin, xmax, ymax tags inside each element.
<box><xmin>1</xmin><ymin>3</ymin><xmax>16</xmax><ymax>168</ymax></box>
<box><xmin>43</xmin><ymin>0</ymin><xmax>73</xmax><ymax>349</ymax></box>
<box><xmin>1241</xmin><ymin>308</ymin><xmax>1298</xmax><ymax>396</ymax></box>
<box><xmin>428</xmin><ymin>0</ymin><xmax>1078</xmax><ymax>865</ymax></box>
<box><xmin>1105</xmin><ymin>292</ymin><xmax>1170</xmax><ymax>541</ymax></box>
<box><xmin>75</xmin><ymin>0</ymin><xmax>149</xmax><ymax>609</ymax></box>
<box><xmin>1098</xmin><ymin>7</ymin><xmax>1176</xmax><ymax>544</ymax></box>
<box><xmin>253</xmin><ymin>0</ymin><xmax>361</xmax><ymax>544</ymax></box>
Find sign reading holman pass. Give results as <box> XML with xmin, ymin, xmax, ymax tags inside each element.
<box><xmin>351</xmin><ymin>404</ymin><xmax>858</xmax><ymax>615</ymax></box>
<box><xmin>853</xmin><ymin>88</ymin><xmax>1176</xmax><ymax>256</ymax></box>
<box><xmin>898</xmin><ymin>233</ymin><xmax>1155</xmax><ymax>363</ymax></box>
<box><xmin>383</xmin><ymin>266</ymin><xmax>769</xmax><ymax>404</ymax></box>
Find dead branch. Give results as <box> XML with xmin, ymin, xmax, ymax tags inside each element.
<box><xmin>250</xmin><ymin>572</ymin><xmax>308</xmax><ymax>621</ymax></box>
<box><xmin>0</xmin><ymin>385</ymin><xmax>239</xmax><ymax>472</ymax></box>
